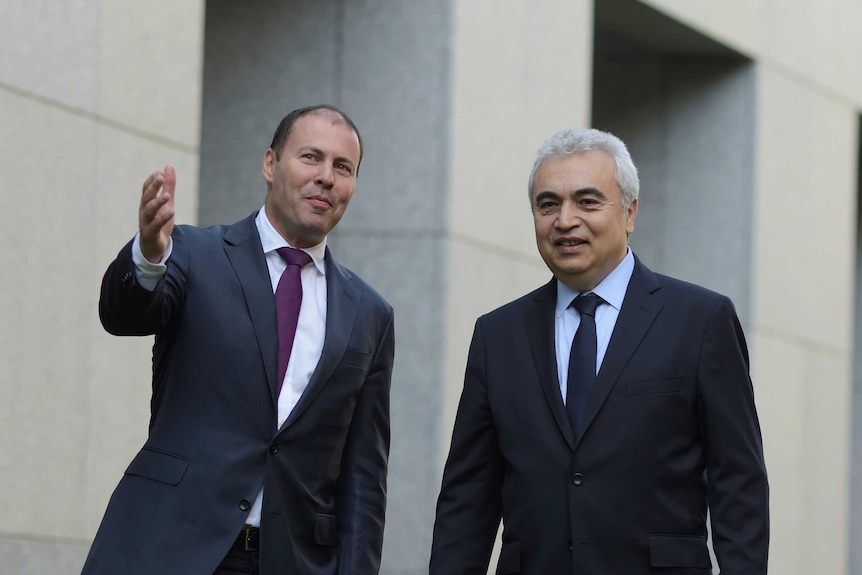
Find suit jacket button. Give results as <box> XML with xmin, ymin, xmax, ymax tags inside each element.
<box><xmin>239</xmin><ymin>499</ymin><xmax>251</xmax><ymax>511</ymax></box>
<box><xmin>269</xmin><ymin>443</ymin><xmax>278</xmax><ymax>454</ymax></box>
<box><xmin>568</xmin><ymin>541</ymin><xmax>573</xmax><ymax>551</ymax></box>
<box><xmin>572</xmin><ymin>473</ymin><xmax>584</xmax><ymax>486</ymax></box>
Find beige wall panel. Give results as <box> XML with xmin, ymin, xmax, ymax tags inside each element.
<box><xmin>642</xmin><ymin>0</ymin><xmax>862</xmax><ymax>106</ymax></box>
<box><xmin>0</xmin><ymin>87</ymin><xmax>200</xmax><ymax>541</ymax></box>
<box><xmin>752</xmin><ymin>333</ymin><xmax>850</xmax><ymax>575</ymax></box>
<box><xmin>445</xmin><ymin>0</ymin><xmax>594</xmax><ymax>459</ymax></box>
<box><xmin>0</xmin><ymin>0</ymin><xmax>99</xmax><ymax>111</ymax></box>
<box><xmin>441</xmin><ymin>238</ymin><xmax>548</xmax><ymax>453</ymax></box>
<box><xmin>760</xmin><ymin>0</ymin><xmax>862</xmax><ymax>106</ymax></box>
<box><xmin>752</xmin><ymin>65</ymin><xmax>855</xmax><ymax>574</ymax></box>
<box><xmin>798</xmin><ymin>350</ymin><xmax>850</xmax><ymax>575</ymax></box>
<box><xmin>0</xmin><ymin>91</ymin><xmax>97</xmax><ymax>540</ymax></box>
<box><xmin>449</xmin><ymin>0</ymin><xmax>593</xmax><ymax>259</ymax></box>
<box><xmin>85</xmin><ymin>124</ymin><xmax>198</xmax><ymax>535</ymax></box>
<box><xmin>749</xmin><ymin>332</ymin><xmax>805</xmax><ymax>575</ymax></box>
<box><xmin>98</xmin><ymin>0</ymin><xmax>205</xmax><ymax>146</ymax></box>
<box><xmin>753</xmin><ymin>67</ymin><xmax>856</xmax><ymax>350</ymax></box>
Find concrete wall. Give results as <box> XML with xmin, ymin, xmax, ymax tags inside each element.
<box><xmin>593</xmin><ymin>54</ymin><xmax>755</xmax><ymax>326</ymax></box>
<box><xmin>752</xmin><ymin>66</ymin><xmax>857</xmax><ymax>575</ymax></box>
<box><xmin>444</xmin><ymin>0</ymin><xmax>594</xmax><ymax>441</ymax></box>
<box><xmin>2</xmin><ymin>1</ymin><xmax>861</xmax><ymax>574</ymax></box>
<box><xmin>631</xmin><ymin>2</ymin><xmax>862</xmax><ymax>573</ymax></box>
<box><xmin>853</xmin><ymin>114</ymin><xmax>862</xmax><ymax>575</ymax></box>
<box><xmin>0</xmin><ymin>1</ymin><xmax>204</xmax><ymax>573</ymax></box>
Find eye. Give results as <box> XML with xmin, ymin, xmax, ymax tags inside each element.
<box><xmin>335</xmin><ymin>162</ymin><xmax>354</xmax><ymax>176</ymax></box>
<box><xmin>301</xmin><ymin>153</ymin><xmax>320</xmax><ymax>162</ymax></box>
<box><xmin>535</xmin><ymin>200</ymin><xmax>559</xmax><ymax>214</ymax></box>
<box><xmin>578</xmin><ymin>198</ymin><xmax>600</xmax><ymax>209</ymax></box>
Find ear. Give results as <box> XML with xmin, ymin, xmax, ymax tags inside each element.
<box><xmin>625</xmin><ymin>198</ymin><xmax>638</xmax><ymax>235</ymax></box>
<box><xmin>262</xmin><ymin>148</ymin><xmax>276</xmax><ymax>184</ymax></box>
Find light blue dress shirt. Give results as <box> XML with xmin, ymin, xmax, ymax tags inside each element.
<box><xmin>554</xmin><ymin>248</ymin><xmax>635</xmax><ymax>405</ymax></box>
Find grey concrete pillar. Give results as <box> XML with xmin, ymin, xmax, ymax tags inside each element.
<box><xmin>199</xmin><ymin>2</ymin><xmax>452</xmax><ymax>572</ymax></box>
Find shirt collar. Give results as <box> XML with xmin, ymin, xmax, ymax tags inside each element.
<box><xmin>555</xmin><ymin>248</ymin><xmax>635</xmax><ymax>318</ymax></box>
<box><xmin>255</xmin><ymin>206</ymin><xmax>327</xmax><ymax>274</ymax></box>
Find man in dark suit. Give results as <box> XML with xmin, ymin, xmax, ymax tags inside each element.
<box><xmin>83</xmin><ymin>105</ymin><xmax>394</xmax><ymax>575</ymax></box>
<box><xmin>430</xmin><ymin>128</ymin><xmax>768</xmax><ymax>574</ymax></box>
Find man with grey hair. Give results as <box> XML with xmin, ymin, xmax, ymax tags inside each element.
<box><xmin>430</xmin><ymin>128</ymin><xmax>769</xmax><ymax>574</ymax></box>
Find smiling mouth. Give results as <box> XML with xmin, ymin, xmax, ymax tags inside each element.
<box><xmin>306</xmin><ymin>195</ymin><xmax>332</xmax><ymax>207</ymax></box>
<box><xmin>556</xmin><ymin>238</ymin><xmax>586</xmax><ymax>247</ymax></box>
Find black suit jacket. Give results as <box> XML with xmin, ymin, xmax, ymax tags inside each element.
<box><xmin>431</xmin><ymin>256</ymin><xmax>768</xmax><ymax>574</ymax></box>
<box><xmin>83</xmin><ymin>214</ymin><xmax>394</xmax><ymax>575</ymax></box>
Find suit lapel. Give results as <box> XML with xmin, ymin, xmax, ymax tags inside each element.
<box><xmin>223</xmin><ymin>214</ymin><xmax>280</xmax><ymax>406</ymax></box>
<box><xmin>281</xmin><ymin>248</ymin><xmax>360</xmax><ymax>430</ymax></box>
<box><xmin>525</xmin><ymin>279</ymin><xmax>575</xmax><ymax>449</ymax></box>
<box><xmin>577</xmin><ymin>257</ymin><xmax>662</xmax><ymax>445</ymax></box>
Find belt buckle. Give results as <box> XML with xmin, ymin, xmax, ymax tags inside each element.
<box><xmin>243</xmin><ymin>526</ymin><xmax>259</xmax><ymax>551</ymax></box>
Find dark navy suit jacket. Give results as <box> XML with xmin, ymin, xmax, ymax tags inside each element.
<box><xmin>431</xmin><ymin>256</ymin><xmax>768</xmax><ymax>575</ymax></box>
<box><xmin>83</xmin><ymin>214</ymin><xmax>394</xmax><ymax>575</ymax></box>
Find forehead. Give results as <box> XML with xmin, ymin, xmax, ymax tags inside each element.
<box><xmin>533</xmin><ymin>150</ymin><xmax>619</xmax><ymax>198</ymax></box>
<box><xmin>285</xmin><ymin>114</ymin><xmax>360</xmax><ymax>160</ymax></box>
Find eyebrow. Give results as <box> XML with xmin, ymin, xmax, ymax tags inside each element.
<box><xmin>534</xmin><ymin>187</ymin><xmax>607</xmax><ymax>204</ymax></box>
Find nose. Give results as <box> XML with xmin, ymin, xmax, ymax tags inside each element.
<box><xmin>555</xmin><ymin>202</ymin><xmax>582</xmax><ymax>230</ymax></box>
<box><xmin>315</xmin><ymin>163</ymin><xmax>335</xmax><ymax>188</ymax></box>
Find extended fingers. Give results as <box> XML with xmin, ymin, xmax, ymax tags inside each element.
<box><xmin>140</xmin><ymin>185</ymin><xmax>171</xmax><ymax>223</ymax></box>
<box><xmin>145</xmin><ymin>201</ymin><xmax>175</xmax><ymax>230</ymax></box>
<box><xmin>162</xmin><ymin>165</ymin><xmax>176</xmax><ymax>199</ymax></box>
<box><xmin>140</xmin><ymin>168</ymin><xmax>175</xmax><ymax>230</ymax></box>
<box><xmin>141</xmin><ymin>170</ymin><xmax>164</xmax><ymax>202</ymax></box>
<box><xmin>137</xmin><ymin>167</ymin><xmax>177</xmax><ymax>262</ymax></box>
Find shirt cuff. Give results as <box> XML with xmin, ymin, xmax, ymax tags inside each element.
<box><xmin>132</xmin><ymin>233</ymin><xmax>173</xmax><ymax>291</ymax></box>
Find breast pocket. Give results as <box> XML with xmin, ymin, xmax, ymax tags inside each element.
<box><xmin>625</xmin><ymin>377</ymin><xmax>682</xmax><ymax>396</ymax></box>
<box><xmin>124</xmin><ymin>447</ymin><xmax>189</xmax><ymax>486</ymax></box>
<box><xmin>341</xmin><ymin>348</ymin><xmax>373</xmax><ymax>371</ymax></box>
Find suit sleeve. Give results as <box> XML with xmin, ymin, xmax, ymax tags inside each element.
<box><xmin>430</xmin><ymin>319</ymin><xmax>503</xmax><ymax>575</ymax></box>
<box><xmin>697</xmin><ymin>296</ymin><xmax>769</xmax><ymax>573</ymax></box>
<box><xmin>335</xmin><ymin>306</ymin><xmax>395</xmax><ymax>575</ymax></box>
<box><xmin>99</xmin><ymin>227</ymin><xmax>188</xmax><ymax>336</ymax></box>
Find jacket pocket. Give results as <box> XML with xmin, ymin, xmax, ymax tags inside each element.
<box><xmin>314</xmin><ymin>513</ymin><xmax>338</xmax><ymax>546</ymax></box>
<box><xmin>648</xmin><ymin>534</ymin><xmax>711</xmax><ymax>568</ymax></box>
<box><xmin>124</xmin><ymin>447</ymin><xmax>189</xmax><ymax>486</ymax></box>
<box><xmin>625</xmin><ymin>377</ymin><xmax>681</xmax><ymax>396</ymax></box>
<box><xmin>341</xmin><ymin>348</ymin><xmax>373</xmax><ymax>370</ymax></box>
<box><xmin>496</xmin><ymin>541</ymin><xmax>520</xmax><ymax>574</ymax></box>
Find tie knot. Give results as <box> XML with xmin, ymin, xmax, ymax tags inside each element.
<box><xmin>277</xmin><ymin>247</ymin><xmax>313</xmax><ymax>268</ymax></box>
<box><xmin>572</xmin><ymin>292</ymin><xmax>603</xmax><ymax>317</ymax></box>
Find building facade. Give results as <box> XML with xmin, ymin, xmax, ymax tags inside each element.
<box><xmin>1</xmin><ymin>1</ymin><xmax>860</xmax><ymax>573</ymax></box>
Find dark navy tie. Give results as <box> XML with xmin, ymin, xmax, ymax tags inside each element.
<box><xmin>275</xmin><ymin>247</ymin><xmax>312</xmax><ymax>396</ymax></box>
<box><xmin>566</xmin><ymin>293</ymin><xmax>604</xmax><ymax>438</ymax></box>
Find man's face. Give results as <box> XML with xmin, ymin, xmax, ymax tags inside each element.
<box><xmin>531</xmin><ymin>150</ymin><xmax>637</xmax><ymax>292</ymax></box>
<box><xmin>263</xmin><ymin>113</ymin><xmax>361</xmax><ymax>248</ymax></box>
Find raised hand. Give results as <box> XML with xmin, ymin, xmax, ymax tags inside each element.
<box><xmin>138</xmin><ymin>165</ymin><xmax>176</xmax><ymax>263</ymax></box>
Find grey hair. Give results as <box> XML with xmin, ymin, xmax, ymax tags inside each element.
<box><xmin>527</xmin><ymin>128</ymin><xmax>640</xmax><ymax>213</ymax></box>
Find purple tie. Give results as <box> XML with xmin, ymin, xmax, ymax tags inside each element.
<box><xmin>275</xmin><ymin>247</ymin><xmax>312</xmax><ymax>396</ymax></box>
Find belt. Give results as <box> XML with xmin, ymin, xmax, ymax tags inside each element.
<box><xmin>231</xmin><ymin>525</ymin><xmax>260</xmax><ymax>552</ymax></box>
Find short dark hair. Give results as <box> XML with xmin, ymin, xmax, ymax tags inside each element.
<box><xmin>269</xmin><ymin>104</ymin><xmax>363</xmax><ymax>174</ymax></box>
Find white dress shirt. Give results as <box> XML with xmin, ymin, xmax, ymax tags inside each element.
<box><xmin>132</xmin><ymin>206</ymin><xmax>328</xmax><ymax>526</ymax></box>
<box><xmin>554</xmin><ymin>248</ymin><xmax>635</xmax><ymax>405</ymax></box>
